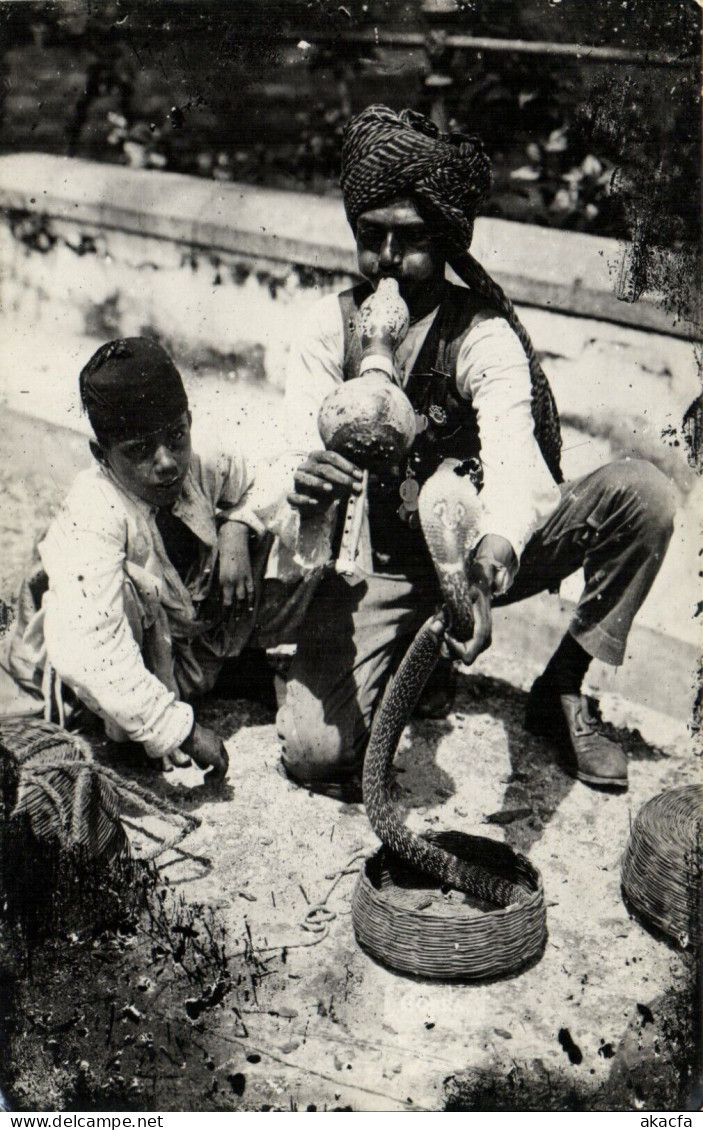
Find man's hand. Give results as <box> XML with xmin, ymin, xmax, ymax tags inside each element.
<box><xmin>287</xmin><ymin>451</ymin><xmax>364</xmax><ymax>516</ymax></box>
<box><xmin>181</xmin><ymin>722</ymin><xmax>229</xmax><ymax>778</ymax></box>
<box><xmin>445</xmin><ymin>534</ymin><xmax>517</xmax><ymax>664</ymax></box>
<box><xmin>218</xmin><ymin>520</ymin><xmax>254</xmax><ymax>614</ymax></box>
<box><xmin>444</xmin><ymin>557</ymin><xmax>495</xmax><ymax>667</ymax></box>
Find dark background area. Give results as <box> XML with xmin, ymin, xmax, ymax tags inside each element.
<box><xmin>0</xmin><ymin>0</ymin><xmax>700</xmax><ymax>245</ymax></box>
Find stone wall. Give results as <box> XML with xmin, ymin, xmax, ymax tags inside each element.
<box><xmin>1</xmin><ymin>153</ymin><xmax>699</xmax><ymax>445</ymax></box>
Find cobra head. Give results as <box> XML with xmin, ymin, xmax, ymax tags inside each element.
<box><xmin>418</xmin><ymin>460</ymin><xmax>482</xmax><ymax>644</ymax></box>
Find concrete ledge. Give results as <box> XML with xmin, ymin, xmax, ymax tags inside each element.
<box><xmin>0</xmin><ymin>152</ymin><xmax>698</xmax><ymax>339</ymax></box>
<box><xmin>0</xmin><ymin>152</ymin><xmax>358</xmax><ymax>276</ymax></box>
<box><xmin>487</xmin><ymin>592</ymin><xmax>700</xmax><ymax>731</ymax></box>
<box><xmin>0</xmin><ymin>154</ymin><xmax>698</xmax><ymax>723</ymax></box>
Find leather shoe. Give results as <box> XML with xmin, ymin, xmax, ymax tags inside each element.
<box><xmin>525</xmin><ymin>674</ymin><xmax>628</xmax><ymax>789</ymax></box>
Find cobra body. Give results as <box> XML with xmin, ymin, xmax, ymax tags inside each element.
<box><xmin>362</xmin><ymin>464</ymin><xmax>530</xmax><ymax>909</ymax></box>
<box><xmin>320</xmin><ymin>283</ymin><xmax>528</xmax><ymax>909</ymax></box>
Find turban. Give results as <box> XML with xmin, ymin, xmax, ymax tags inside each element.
<box><xmin>341</xmin><ymin>105</ymin><xmax>492</xmax><ymax>249</ymax></box>
<box><xmin>79</xmin><ymin>337</ymin><xmax>188</xmax><ymax>444</ymax></box>
<box><xmin>340</xmin><ymin>104</ymin><xmax>563</xmax><ymax>483</ymax></box>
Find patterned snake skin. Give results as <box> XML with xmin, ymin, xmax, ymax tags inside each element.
<box><xmin>362</xmin><ymin>466</ymin><xmax>529</xmax><ymax>908</ymax></box>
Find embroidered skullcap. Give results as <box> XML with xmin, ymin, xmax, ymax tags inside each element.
<box><xmin>79</xmin><ymin>337</ymin><xmax>188</xmax><ymax>443</ymax></box>
<box><xmin>341</xmin><ymin>105</ymin><xmax>492</xmax><ymax>248</ymax></box>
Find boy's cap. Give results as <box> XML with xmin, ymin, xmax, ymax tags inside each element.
<box><xmin>79</xmin><ymin>337</ymin><xmax>189</xmax><ymax>443</ymax></box>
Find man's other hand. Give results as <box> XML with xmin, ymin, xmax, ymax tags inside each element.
<box><xmin>445</xmin><ymin>558</ymin><xmax>494</xmax><ymax>667</ymax></box>
<box><xmin>288</xmin><ymin>450</ymin><xmax>364</xmax><ymax>515</ymax></box>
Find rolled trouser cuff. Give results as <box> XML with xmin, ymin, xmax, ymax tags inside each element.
<box><xmin>568</xmin><ymin>619</ymin><xmax>626</xmax><ymax>667</ymax></box>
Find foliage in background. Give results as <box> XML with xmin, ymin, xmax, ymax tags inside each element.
<box><xmin>0</xmin><ymin>0</ymin><xmax>699</xmax><ymax>306</ymax></box>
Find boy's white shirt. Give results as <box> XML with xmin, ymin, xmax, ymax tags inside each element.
<box><xmin>37</xmin><ymin>421</ymin><xmax>266</xmax><ymax>758</ymax></box>
<box><xmin>279</xmin><ymin>293</ymin><xmax>561</xmax><ymax>588</ymax></box>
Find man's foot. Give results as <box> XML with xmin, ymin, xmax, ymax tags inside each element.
<box><xmin>168</xmin><ymin>749</ymin><xmax>193</xmax><ymax>769</ymax></box>
<box><xmin>148</xmin><ymin>751</ymin><xmax>192</xmax><ymax>773</ymax></box>
<box><xmin>525</xmin><ymin>674</ymin><xmax>628</xmax><ymax>789</ymax></box>
<box><xmin>413</xmin><ymin>655</ymin><xmax>456</xmax><ymax>719</ymax></box>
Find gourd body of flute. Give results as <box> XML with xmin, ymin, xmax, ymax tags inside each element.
<box><xmin>318</xmin><ymin>278</ymin><xmax>414</xmax><ymax>470</ymax></box>
<box><xmin>318</xmin><ymin>371</ymin><xmax>415</xmax><ymax>471</ymax></box>
<box><xmin>296</xmin><ymin>279</ymin><xmax>414</xmax><ymax>571</ymax></box>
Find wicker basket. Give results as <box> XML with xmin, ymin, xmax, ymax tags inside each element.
<box><xmin>352</xmin><ymin>830</ymin><xmax>547</xmax><ymax>980</ymax></box>
<box><xmin>621</xmin><ymin>784</ymin><xmax>702</xmax><ymax>947</ymax></box>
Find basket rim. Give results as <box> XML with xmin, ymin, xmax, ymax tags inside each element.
<box><xmin>359</xmin><ymin>840</ymin><xmax>545</xmax><ymax>920</ymax></box>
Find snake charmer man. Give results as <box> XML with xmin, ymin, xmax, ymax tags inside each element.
<box><xmin>275</xmin><ymin>104</ymin><xmax>676</xmax><ymax>793</ymax></box>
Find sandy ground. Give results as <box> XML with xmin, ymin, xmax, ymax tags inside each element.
<box><xmin>103</xmin><ymin>672</ymin><xmax>696</xmax><ymax>1112</ymax></box>
<box><xmin>0</xmin><ymin>406</ymin><xmax>699</xmax><ymax>1111</ymax></box>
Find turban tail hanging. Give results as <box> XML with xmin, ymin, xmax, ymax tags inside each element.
<box><xmin>341</xmin><ymin>106</ymin><xmax>563</xmax><ymax>483</ymax></box>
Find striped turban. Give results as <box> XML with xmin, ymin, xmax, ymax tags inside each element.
<box><xmin>341</xmin><ymin>105</ymin><xmax>492</xmax><ymax>249</ymax></box>
<box><xmin>339</xmin><ymin>105</ymin><xmax>564</xmax><ymax>482</ymax></box>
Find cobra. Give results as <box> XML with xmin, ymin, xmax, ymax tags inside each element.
<box><xmin>319</xmin><ymin>282</ymin><xmax>528</xmax><ymax>909</ymax></box>
<box><xmin>364</xmin><ymin>462</ymin><xmax>529</xmax><ymax>908</ymax></box>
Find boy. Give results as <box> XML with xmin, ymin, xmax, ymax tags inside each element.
<box><xmin>3</xmin><ymin>337</ymin><xmax>268</xmax><ymax>776</ymax></box>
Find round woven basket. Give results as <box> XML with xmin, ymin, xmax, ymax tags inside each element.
<box><xmin>621</xmin><ymin>784</ymin><xmax>702</xmax><ymax>947</ymax></box>
<box><xmin>352</xmin><ymin>829</ymin><xmax>547</xmax><ymax>980</ymax></box>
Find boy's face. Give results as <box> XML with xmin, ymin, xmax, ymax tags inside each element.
<box><xmin>355</xmin><ymin>198</ymin><xmax>447</xmax><ymax>316</ymax></box>
<box><xmin>100</xmin><ymin>411</ymin><xmax>192</xmax><ymax>508</ymax></box>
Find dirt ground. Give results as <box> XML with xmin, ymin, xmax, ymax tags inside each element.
<box><xmin>0</xmin><ymin>408</ymin><xmax>700</xmax><ymax>1112</ymax></box>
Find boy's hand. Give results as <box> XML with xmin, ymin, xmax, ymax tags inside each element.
<box><xmin>218</xmin><ymin>520</ymin><xmax>255</xmax><ymax>614</ymax></box>
<box><xmin>159</xmin><ymin>748</ymin><xmax>192</xmax><ymax>772</ymax></box>
<box><xmin>181</xmin><ymin>722</ymin><xmax>229</xmax><ymax>778</ymax></box>
<box><xmin>288</xmin><ymin>451</ymin><xmax>364</xmax><ymax>515</ymax></box>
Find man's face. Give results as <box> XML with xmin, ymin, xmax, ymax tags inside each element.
<box><xmin>355</xmin><ymin>199</ymin><xmax>446</xmax><ymax>315</ymax></box>
<box><xmin>101</xmin><ymin>411</ymin><xmax>192</xmax><ymax>508</ymax></box>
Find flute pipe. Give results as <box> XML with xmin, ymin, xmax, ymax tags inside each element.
<box><xmin>335</xmin><ymin>469</ymin><xmax>369</xmax><ymax>577</ymax></box>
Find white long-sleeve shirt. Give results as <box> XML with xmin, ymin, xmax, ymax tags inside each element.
<box><xmin>283</xmin><ymin>293</ymin><xmax>561</xmax><ymax>574</ymax></box>
<box><xmin>8</xmin><ymin>423</ymin><xmax>265</xmax><ymax>757</ymax></box>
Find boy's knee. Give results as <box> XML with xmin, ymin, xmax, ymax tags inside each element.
<box><xmin>277</xmin><ymin>701</ymin><xmax>361</xmax><ymax>783</ymax></box>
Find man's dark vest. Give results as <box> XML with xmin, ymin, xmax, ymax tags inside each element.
<box><xmin>338</xmin><ymin>280</ymin><xmax>562</xmax><ymax>573</ymax></box>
